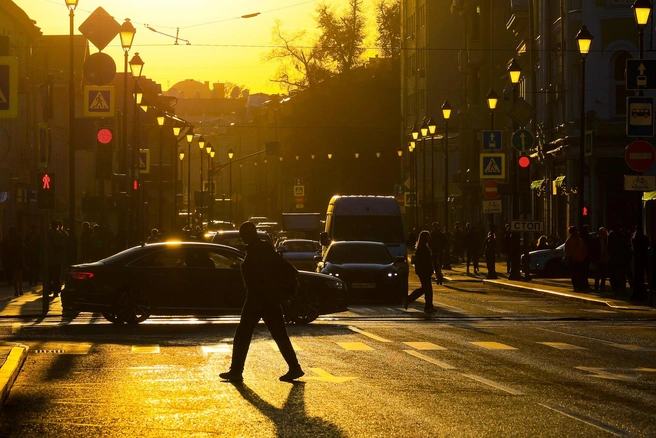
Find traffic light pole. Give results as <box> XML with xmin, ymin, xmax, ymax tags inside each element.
<box><xmin>508</xmin><ymin>85</ymin><xmax>522</xmax><ymax>281</ymax></box>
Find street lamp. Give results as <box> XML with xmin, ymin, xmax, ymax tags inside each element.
<box><xmin>130</xmin><ymin>80</ymin><xmax>143</xmax><ymax>244</ymax></box>
<box><xmin>576</xmin><ymin>25</ymin><xmax>593</xmax><ymax>228</ymax></box>
<box><xmin>633</xmin><ymin>0</ymin><xmax>652</xmax><ymax>58</ymax></box>
<box><xmin>119</xmin><ymin>19</ymin><xmax>136</xmax><ymax>184</ymax></box>
<box><xmin>206</xmin><ymin>144</ymin><xmax>214</xmax><ymax>224</ymax></box>
<box><xmin>397</xmin><ymin>147</ymin><xmax>403</xmax><ymax>157</ymax></box>
<box><xmin>178</xmin><ymin>149</ymin><xmax>184</xmax><ymax>229</ymax></box>
<box><xmin>355</xmin><ymin>152</ymin><xmax>359</xmax><ymax>159</ymax></box>
<box><xmin>65</xmin><ymin>0</ymin><xmax>78</xmax><ymax>235</ymax></box>
<box><xmin>441</xmin><ymin>100</ymin><xmax>452</xmax><ymax>270</ymax></box>
<box><xmin>228</xmin><ymin>148</ymin><xmax>234</xmax><ymax>223</ymax></box>
<box><xmin>185</xmin><ymin>130</ymin><xmax>194</xmax><ymax>228</ymax></box>
<box><xmin>486</xmin><ymin>89</ymin><xmax>499</xmax><ymax>128</ymax></box>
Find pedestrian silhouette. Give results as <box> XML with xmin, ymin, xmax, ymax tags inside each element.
<box><xmin>403</xmin><ymin>230</ymin><xmax>435</xmax><ymax>313</ymax></box>
<box><xmin>220</xmin><ymin>221</ymin><xmax>304</xmax><ymax>383</ymax></box>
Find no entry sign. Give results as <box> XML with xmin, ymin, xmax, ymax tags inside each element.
<box><xmin>482</xmin><ymin>180</ymin><xmax>499</xmax><ymax>199</ymax></box>
<box><xmin>625</xmin><ymin>140</ymin><xmax>656</xmax><ymax>172</ymax></box>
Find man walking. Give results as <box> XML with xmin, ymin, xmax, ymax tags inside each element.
<box><xmin>220</xmin><ymin>221</ymin><xmax>304</xmax><ymax>383</ymax></box>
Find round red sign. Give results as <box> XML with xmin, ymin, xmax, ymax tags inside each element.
<box><xmin>625</xmin><ymin>140</ymin><xmax>656</xmax><ymax>172</ymax></box>
<box><xmin>482</xmin><ymin>180</ymin><xmax>499</xmax><ymax>199</ymax></box>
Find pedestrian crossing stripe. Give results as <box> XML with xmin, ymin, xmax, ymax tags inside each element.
<box><xmin>337</xmin><ymin>342</ymin><xmax>374</xmax><ymax>351</ymax></box>
<box><xmin>471</xmin><ymin>341</ymin><xmax>517</xmax><ymax>350</ymax></box>
<box><xmin>268</xmin><ymin>340</ymin><xmax>303</xmax><ymax>351</ymax></box>
<box><xmin>90</xmin><ymin>92</ymin><xmax>109</xmax><ymax>109</ymax></box>
<box><xmin>131</xmin><ymin>345</ymin><xmax>160</xmax><ymax>354</ymax></box>
<box><xmin>539</xmin><ymin>342</ymin><xmax>586</xmax><ymax>350</ymax></box>
<box><xmin>403</xmin><ymin>342</ymin><xmax>446</xmax><ymax>350</ymax></box>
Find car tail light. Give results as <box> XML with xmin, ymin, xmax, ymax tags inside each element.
<box><xmin>70</xmin><ymin>272</ymin><xmax>95</xmax><ymax>280</ymax></box>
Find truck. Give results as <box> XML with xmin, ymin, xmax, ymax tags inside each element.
<box><xmin>280</xmin><ymin>212</ymin><xmax>323</xmax><ymax>241</ymax></box>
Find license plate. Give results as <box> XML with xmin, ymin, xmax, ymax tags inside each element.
<box><xmin>352</xmin><ymin>282</ymin><xmax>376</xmax><ymax>289</ymax></box>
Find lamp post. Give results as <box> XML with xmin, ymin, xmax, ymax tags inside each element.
<box><xmin>207</xmin><ymin>145</ymin><xmax>214</xmax><ymax>225</ymax></box>
<box><xmin>128</xmin><ymin>53</ymin><xmax>143</xmax><ymax>244</ymax></box>
<box><xmin>441</xmin><ymin>101</ymin><xmax>452</xmax><ymax>270</ymax></box>
<box><xmin>575</xmin><ymin>25</ymin><xmax>593</xmax><ymax>228</ymax></box>
<box><xmin>633</xmin><ymin>0</ymin><xmax>651</xmax><ymax>236</ymax></box>
<box><xmin>156</xmin><ymin>111</ymin><xmax>165</xmax><ymax>228</ymax></box>
<box><xmin>228</xmin><ymin>148</ymin><xmax>234</xmax><ymax>223</ymax></box>
<box><xmin>119</xmin><ymin>18</ymin><xmax>136</xmax><ymax>177</ymax></box>
<box><xmin>411</xmin><ymin>124</ymin><xmax>420</xmax><ymax>228</ymax></box>
<box><xmin>427</xmin><ymin>117</ymin><xmax>437</xmax><ymax>222</ymax></box>
<box><xmin>197</xmin><ymin>135</ymin><xmax>205</xmax><ymax>224</ymax></box>
<box><xmin>486</xmin><ymin>88</ymin><xmax>499</xmax><ymax>235</ymax></box>
<box><xmin>65</xmin><ymin>0</ymin><xmax>78</xmax><ymax>231</ymax></box>
<box><xmin>408</xmin><ymin>139</ymin><xmax>416</xmax><ymax>229</ymax></box>
<box><xmin>507</xmin><ymin>58</ymin><xmax>522</xmax><ymax>220</ymax></box>
<box><xmin>179</xmin><ymin>149</ymin><xmax>184</xmax><ymax>229</ymax></box>
<box><xmin>185</xmin><ymin>130</ymin><xmax>194</xmax><ymax>229</ymax></box>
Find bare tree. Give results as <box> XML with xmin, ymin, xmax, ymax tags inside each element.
<box><xmin>263</xmin><ymin>20</ymin><xmax>330</xmax><ymax>92</ymax></box>
<box><xmin>315</xmin><ymin>0</ymin><xmax>366</xmax><ymax>74</ymax></box>
<box><xmin>375</xmin><ymin>0</ymin><xmax>401</xmax><ymax>60</ymax></box>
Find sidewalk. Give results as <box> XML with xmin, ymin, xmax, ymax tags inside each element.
<box><xmin>441</xmin><ymin>260</ymin><xmax>655</xmax><ymax>311</ymax></box>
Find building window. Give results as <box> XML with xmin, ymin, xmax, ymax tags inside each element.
<box><xmin>614</xmin><ymin>51</ymin><xmax>632</xmax><ymax>116</ymax></box>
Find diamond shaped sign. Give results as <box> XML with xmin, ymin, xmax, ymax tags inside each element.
<box><xmin>507</xmin><ymin>97</ymin><xmax>535</xmax><ymax>128</ymax></box>
<box><xmin>78</xmin><ymin>7</ymin><xmax>120</xmax><ymax>52</ymax></box>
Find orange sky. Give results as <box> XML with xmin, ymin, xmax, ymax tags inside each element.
<box><xmin>13</xmin><ymin>0</ymin><xmax>378</xmax><ymax>94</ymax></box>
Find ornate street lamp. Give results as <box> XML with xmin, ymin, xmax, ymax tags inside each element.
<box><xmin>576</xmin><ymin>25</ymin><xmax>593</xmax><ymax>228</ymax></box>
<box><xmin>441</xmin><ymin>100</ymin><xmax>452</xmax><ymax>270</ymax></box>
<box><xmin>65</xmin><ymin>0</ymin><xmax>79</xmax><ymax>235</ymax></box>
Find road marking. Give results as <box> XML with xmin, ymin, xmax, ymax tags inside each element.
<box><xmin>305</xmin><ymin>367</ymin><xmax>357</xmax><ymax>383</ymax></box>
<box><xmin>535</xmin><ymin>309</ymin><xmax>561</xmax><ymax>313</ymax></box>
<box><xmin>11</xmin><ymin>323</ymin><xmax>21</xmax><ymax>333</ymax></box>
<box><xmin>337</xmin><ymin>342</ymin><xmax>374</xmax><ymax>351</ymax></box>
<box><xmin>348</xmin><ymin>326</ymin><xmax>392</xmax><ymax>342</ymax></box>
<box><xmin>404</xmin><ymin>350</ymin><xmax>456</xmax><ymax>370</ymax></box>
<box><xmin>538</xmin><ymin>403</ymin><xmax>629</xmax><ymax>437</ymax></box>
<box><xmin>539</xmin><ymin>342</ymin><xmax>586</xmax><ymax>350</ymax></box>
<box><xmin>460</xmin><ymin>374</ymin><xmax>524</xmax><ymax>395</ymax></box>
<box><xmin>32</xmin><ymin>343</ymin><xmax>91</xmax><ymax>355</ymax></box>
<box><xmin>487</xmin><ymin>308</ymin><xmax>513</xmax><ymax>313</ymax></box>
<box><xmin>268</xmin><ymin>340</ymin><xmax>303</xmax><ymax>351</ymax></box>
<box><xmin>403</xmin><ymin>342</ymin><xmax>446</xmax><ymax>350</ymax></box>
<box><xmin>575</xmin><ymin>367</ymin><xmax>640</xmax><ymax>382</ymax></box>
<box><xmin>201</xmin><ymin>344</ymin><xmax>232</xmax><ymax>354</ymax></box>
<box><xmin>131</xmin><ymin>345</ymin><xmax>160</xmax><ymax>354</ymax></box>
<box><xmin>470</xmin><ymin>341</ymin><xmax>517</xmax><ymax>350</ymax></box>
<box><xmin>608</xmin><ymin>343</ymin><xmax>654</xmax><ymax>351</ymax></box>
<box><xmin>583</xmin><ymin>309</ymin><xmax>617</xmax><ymax>314</ymax></box>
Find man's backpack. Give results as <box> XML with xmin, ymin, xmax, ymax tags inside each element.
<box><xmin>272</xmin><ymin>254</ymin><xmax>299</xmax><ymax>303</ymax></box>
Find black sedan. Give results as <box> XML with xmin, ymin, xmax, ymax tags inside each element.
<box><xmin>315</xmin><ymin>241</ymin><xmax>405</xmax><ymax>304</ymax></box>
<box><xmin>62</xmin><ymin>242</ymin><xmax>348</xmax><ymax>325</ymax></box>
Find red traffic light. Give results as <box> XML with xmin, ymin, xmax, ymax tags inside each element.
<box><xmin>97</xmin><ymin>128</ymin><xmax>113</xmax><ymax>144</ymax></box>
<box><xmin>133</xmin><ymin>180</ymin><xmax>139</xmax><ymax>191</ymax></box>
<box><xmin>582</xmin><ymin>206</ymin><xmax>588</xmax><ymax>216</ymax></box>
<box><xmin>518</xmin><ymin>156</ymin><xmax>530</xmax><ymax>168</ymax></box>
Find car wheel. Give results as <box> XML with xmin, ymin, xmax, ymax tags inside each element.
<box><xmin>101</xmin><ymin>312</ymin><xmax>124</xmax><ymax>324</ymax></box>
<box><xmin>117</xmin><ymin>289</ymin><xmax>151</xmax><ymax>324</ymax></box>
<box><xmin>287</xmin><ymin>290</ymin><xmax>319</xmax><ymax>325</ymax></box>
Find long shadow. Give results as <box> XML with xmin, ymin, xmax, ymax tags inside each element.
<box><xmin>233</xmin><ymin>382</ymin><xmax>346</xmax><ymax>437</ymax></box>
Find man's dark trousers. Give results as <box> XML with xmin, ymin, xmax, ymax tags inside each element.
<box><xmin>230</xmin><ymin>295</ymin><xmax>299</xmax><ymax>372</ymax></box>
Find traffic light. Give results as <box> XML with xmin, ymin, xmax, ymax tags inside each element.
<box><xmin>518</xmin><ymin>155</ymin><xmax>531</xmax><ymax>191</ymax></box>
<box><xmin>582</xmin><ymin>206</ymin><xmax>589</xmax><ymax>217</ymax></box>
<box><xmin>37</xmin><ymin>172</ymin><xmax>55</xmax><ymax>209</ymax></box>
<box><xmin>95</xmin><ymin>126</ymin><xmax>114</xmax><ymax>179</ymax></box>
<box><xmin>133</xmin><ymin>180</ymin><xmax>140</xmax><ymax>191</ymax></box>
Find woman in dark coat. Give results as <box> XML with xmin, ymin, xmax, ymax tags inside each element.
<box><xmin>482</xmin><ymin>231</ymin><xmax>498</xmax><ymax>279</ymax></box>
<box><xmin>403</xmin><ymin>230</ymin><xmax>435</xmax><ymax>313</ymax></box>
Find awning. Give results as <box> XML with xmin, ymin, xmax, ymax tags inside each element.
<box><xmin>553</xmin><ymin>175</ymin><xmax>566</xmax><ymax>188</ymax></box>
<box><xmin>644</xmin><ymin>190</ymin><xmax>656</xmax><ymax>201</ymax></box>
<box><xmin>530</xmin><ymin>179</ymin><xmax>545</xmax><ymax>190</ymax></box>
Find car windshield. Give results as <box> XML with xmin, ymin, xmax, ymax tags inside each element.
<box><xmin>332</xmin><ymin>215</ymin><xmax>404</xmax><ymax>244</ymax></box>
<box><xmin>326</xmin><ymin>243</ymin><xmax>393</xmax><ymax>264</ymax></box>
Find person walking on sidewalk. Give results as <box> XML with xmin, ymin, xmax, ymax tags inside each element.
<box><xmin>592</xmin><ymin>227</ymin><xmax>609</xmax><ymax>291</ymax></box>
<box><xmin>565</xmin><ymin>226</ymin><xmax>588</xmax><ymax>291</ymax></box>
<box><xmin>482</xmin><ymin>231</ymin><xmax>498</xmax><ymax>279</ymax></box>
<box><xmin>219</xmin><ymin>221</ymin><xmax>304</xmax><ymax>383</ymax></box>
<box><xmin>403</xmin><ymin>230</ymin><xmax>435</xmax><ymax>313</ymax></box>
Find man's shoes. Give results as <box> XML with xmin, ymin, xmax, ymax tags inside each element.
<box><xmin>219</xmin><ymin>370</ymin><xmax>243</xmax><ymax>382</ymax></box>
<box><xmin>402</xmin><ymin>296</ymin><xmax>408</xmax><ymax>310</ymax></box>
<box><xmin>280</xmin><ymin>366</ymin><xmax>304</xmax><ymax>382</ymax></box>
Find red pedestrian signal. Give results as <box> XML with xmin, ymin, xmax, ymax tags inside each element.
<box><xmin>582</xmin><ymin>206</ymin><xmax>589</xmax><ymax>216</ymax></box>
<box><xmin>97</xmin><ymin>128</ymin><xmax>113</xmax><ymax>144</ymax></box>
<box><xmin>37</xmin><ymin>172</ymin><xmax>55</xmax><ymax>209</ymax></box>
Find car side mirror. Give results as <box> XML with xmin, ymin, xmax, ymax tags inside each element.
<box><xmin>320</xmin><ymin>232</ymin><xmax>329</xmax><ymax>247</ymax></box>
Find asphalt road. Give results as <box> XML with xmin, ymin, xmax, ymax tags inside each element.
<box><xmin>0</xmin><ymin>280</ymin><xmax>655</xmax><ymax>437</ymax></box>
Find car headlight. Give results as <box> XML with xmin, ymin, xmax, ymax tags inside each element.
<box><xmin>327</xmin><ymin>279</ymin><xmax>346</xmax><ymax>289</ymax></box>
<box><xmin>385</xmin><ymin>271</ymin><xmax>399</xmax><ymax>278</ymax></box>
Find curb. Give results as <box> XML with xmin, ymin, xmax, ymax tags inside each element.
<box><xmin>0</xmin><ymin>345</ymin><xmax>29</xmax><ymax>412</ymax></box>
<box><xmin>482</xmin><ymin>279</ymin><xmax>654</xmax><ymax>311</ymax></box>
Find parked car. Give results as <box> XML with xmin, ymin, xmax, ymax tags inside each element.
<box><xmin>62</xmin><ymin>242</ymin><xmax>348</xmax><ymax>325</ymax></box>
<box><xmin>277</xmin><ymin>239</ymin><xmax>321</xmax><ymax>271</ymax></box>
<box><xmin>211</xmin><ymin>230</ymin><xmax>273</xmax><ymax>252</ymax></box>
<box><xmin>521</xmin><ymin>243</ymin><xmax>568</xmax><ymax>277</ymax></box>
<box><xmin>315</xmin><ymin>241</ymin><xmax>405</xmax><ymax>304</ymax></box>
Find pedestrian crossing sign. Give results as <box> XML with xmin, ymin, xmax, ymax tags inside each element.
<box><xmin>294</xmin><ymin>185</ymin><xmax>305</xmax><ymax>196</ymax></box>
<box><xmin>139</xmin><ymin>149</ymin><xmax>150</xmax><ymax>174</ymax></box>
<box><xmin>84</xmin><ymin>86</ymin><xmax>114</xmax><ymax>117</ymax></box>
<box><xmin>480</xmin><ymin>153</ymin><xmax>505</xmax><ymax>179</ymax></box>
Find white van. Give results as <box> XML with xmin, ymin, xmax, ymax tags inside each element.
<box><xmin>319</xmin><ymin>195</ymin><xmax>408</xmax><ymax>296</ymax></box>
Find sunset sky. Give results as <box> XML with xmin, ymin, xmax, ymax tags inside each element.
<box><xmin>13</xmin><ymin>0</ymin><xmax>378</xmax><ymax>95</ymax></box>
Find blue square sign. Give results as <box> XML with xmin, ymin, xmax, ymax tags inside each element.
<box><xmin>482</xmin><ymin>130</ymin><xmax>502</xmax><ymax>150</ymax></box>
<box><xmin>627</xmin><ymin>96</ymin><xmax>654</xmax><ymax>137</ymax></box>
